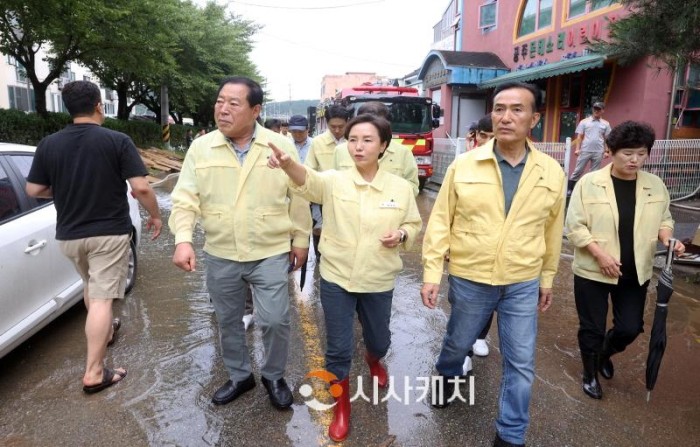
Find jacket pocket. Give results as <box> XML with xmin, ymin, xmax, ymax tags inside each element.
<box><xmin>505</xmin><ymin>229</ymin><xmax>546</xmax><ymax>274</ymax></box>
<box><xmin>255</xmin><ymin>205</ymin><xmax>292</xmax><ymax>242</ymax></box>
<box><xmin>576</xmin><ymin>234</ymin><xmax>609</xmax><ymax>273</ymax></box>
<box><xmin>449</xmin><ymin>220</ymin><xmax>496</xmax><ymax>272</ymax></box>
<box><xmin>200</xmin><ymin>204</ymin><xmax>234</xmax><ymax>236</ymax></box>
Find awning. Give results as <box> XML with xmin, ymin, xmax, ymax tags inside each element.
<box><xmin>478</xmin><ymin>54</ymin><xmax>606</xmax><ymax>89</ymax></box>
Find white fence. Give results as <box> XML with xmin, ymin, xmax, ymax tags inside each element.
<box><xmin>430</xmin><ymin>138</ymin><xmax>700</xmax><ymax>201</ymax></box>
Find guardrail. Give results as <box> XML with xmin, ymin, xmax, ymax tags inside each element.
<box><xmin>429</xmin><ymin>138</ymin><xmax>700</xmax><ymax>201</ymax></box>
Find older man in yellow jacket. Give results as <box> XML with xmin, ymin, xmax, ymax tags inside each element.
<box><xmin>421</xmin><ymin>82</ymin><xmax>565</xmax><ymax>447</ymax></box>
<box><xmin>170</xmin><ymin>76</ymin><xmax>311</xmax><ymax>410</ymax></box>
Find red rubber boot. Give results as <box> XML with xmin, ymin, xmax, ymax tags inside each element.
<box><xmin>364</xmin><ymin>352</ymin><xmax>388</xmax><ymax>388</ymax></box>
<box><xmin>328</xmin><ymin>378</ymin><xmax>351</xmax><ymax>442</ymax></box>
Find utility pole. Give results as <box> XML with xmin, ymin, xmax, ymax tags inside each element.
<box><xmin>160</xmin><ymin>84</ymin><xmax>171</xmax><ymax>150</ymax></box>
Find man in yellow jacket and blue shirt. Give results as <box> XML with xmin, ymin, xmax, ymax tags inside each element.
<box><xmin>421</xmin><ymin>82</ymin><xmax>566</xmax><ymax>447</ymax></box>
<box><xmin>169</xmin><ymin>76</ymin><xmax>311</xmax><ymax>410</ymax></box>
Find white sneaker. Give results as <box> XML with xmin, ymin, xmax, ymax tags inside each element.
<box><xmin>472</xmin><ymin>339</ymin><xmax>489</xmax><ymax>357</ymax></box>
<box><xmin>462</xmin><ymin>356</ymin><xmax>473</xmax><ymax>376</ymax></box>
<box><xmin>242</xmin><ymin>314</ymin><xmax>254</xmax><ymax>331</ymax></box>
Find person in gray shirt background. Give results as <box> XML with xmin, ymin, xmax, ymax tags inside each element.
<box><xmin>568</xmin><ymin>102</ymin><xmax>612</xmax><ymax>196</ymax></box>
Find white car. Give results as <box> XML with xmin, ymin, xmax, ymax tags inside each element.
<box><xmin>0</xmin><ymin>142</ymin><xmax>142</xmax><ymax>359</ymax></box>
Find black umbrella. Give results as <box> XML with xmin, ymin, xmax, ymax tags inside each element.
<box><xmin>299</xmin><ymin>257</ymin><xmax>307</xmax><ymax>291</ymax></box>
<box><xmin>645</xmin><ymin>238</ymin><xmax>677</xmax><ymax>402</ymax></box>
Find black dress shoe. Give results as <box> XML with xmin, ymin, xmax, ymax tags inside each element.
<box><xmin>599</xmin><ymin>358</ymin><xmax>614</xmax><ymax>380</ymax></box>
<box><xmin>431</xmin><ymin>375</ymin><xmax>456</xmax><ymax>408</ymax></box>
<box><xmin>212</xmin><ymin>374</ymin><xmax>256</xmax><ymax>405</ymax></box>
<box><xmin>261</xmin><ymin>376</ymin><xmax>293</xmax><ymax>409</ymax></box>
<box><xmin>493</xmin><ymin>433</ymin><xmax>525</xmax><ymax>447</ymax></box>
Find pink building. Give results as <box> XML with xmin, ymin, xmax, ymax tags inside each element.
<box><xmin>319</xmin><ymin>72</ymin><xmax>389</xmax><ymax>101</ymax></box>
<box><xmin>419</xmin><ymin>0</ymin><xmax>700</xmax><ymax>141</ymax></box>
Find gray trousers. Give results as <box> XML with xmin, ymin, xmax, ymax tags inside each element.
<box><xmin>570</xmin><ymin>150</ymin><xmax>603</xmax><ymax>181</ymax></box>
<box><xmin>205</xmin><ymin>252</ymin><xmax>290</xmax><ymax>382</ymax></box>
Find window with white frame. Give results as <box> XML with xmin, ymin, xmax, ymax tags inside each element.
<box><xmin>517</xmin><ymin>0</ymin><xmax>553</xmax><ymax>37</ymax></box>
<box><xmin>8</xmin><ymin>86</ymin><xmax>34</xmax><ymax>112</ymax></box>
<box><xmin>479</xmin><ymin>1</ymin><xmax>498</xmax><ymax>30</ymax></box>
<box><xmin>53</xmin><ymin>93</ymin><xmax>67</xmax><ymax>113</ymax></box>
<box><xmin>569</xmin><ymin>0</ymin><xmax>618</xmax><ymax>19</ymax></box>
<box><xmin>60</xmin><ymin>68</ymin><xmax>75</xmax><ymax>82</ymax></box>
<box><xmin>15</xmin><ymin>65</ymin><xmax>28</xmax><ymax>83</ymax></box>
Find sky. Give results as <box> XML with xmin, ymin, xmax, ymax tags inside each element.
<box><xmin>217</xmin><ymin>0</ymin><xmax>450</xmax><ymax>101</ymax></box>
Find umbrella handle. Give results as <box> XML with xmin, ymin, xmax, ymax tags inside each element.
<box><xmin>665</xmin><ymin>238</ymin><xmax>677</xmax><ymax>270</ymax></box>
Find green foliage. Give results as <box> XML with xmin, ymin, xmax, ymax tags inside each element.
<box><xmin>1</xmin><ymin>0</ymin><xmax>261</xmax><ymax>123</ymax></box>
<box><xmin>0</xmin><ymin>109</ymin><xmax>69</xmax><ymax>144</ymax></box>
<box><xmin>588</xmin><ymin>0</ymin><xmax>700</xmax><ymax>70</ymax></box>
<box><xmin>0</xmin><ymin>109</ymin><xmax>190</xmax><ymax>149</ymax></box>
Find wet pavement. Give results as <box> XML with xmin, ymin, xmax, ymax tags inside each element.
<box><xmin>0</xmin><ymin>186</ymin><xmax>698</xmax><ymax>447</ymax></box>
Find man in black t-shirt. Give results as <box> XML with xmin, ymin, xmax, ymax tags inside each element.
<box><xmin>26</xmin><ymin>80</ymin><xmax>162</xmax><ymax>394</ymax></box>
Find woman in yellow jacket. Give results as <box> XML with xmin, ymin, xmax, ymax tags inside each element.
<box><xmin>268</xmin><ymin>114</ymin><xmax>422</xmax><ymax>442</ymax></box>
<box><xmin>565</xmin><ymin>121</ymin><xmax>685</xmax><ymax>400</ymax></box>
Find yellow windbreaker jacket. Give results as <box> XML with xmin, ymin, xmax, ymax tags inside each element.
<box><xmin>565</xmin><ymin>164</ymin><xmax>674</xmax><ymax>285</ymax></box>
<box><xmin>292</xmin><ymin>166</ymin><xmax>422</xmax><ymax>292</ymax></box>
<box><xmin>169</xmin><ymin>124</ymin><xmax>311</xmax><ymax>261</ymax></box>
<box><xmin>305</xmin><ymin>130</ymin><xmax>340</xmax><ymax>172</ymax></box>
<box><xmin>423</xmin><ymin>140</ymin><xmax>566</xmax><ymax>288</ymax></box>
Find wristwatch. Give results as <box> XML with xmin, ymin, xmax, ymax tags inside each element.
<box><xmin>398</xmin><ymin>229</ymin><xmax>407</xmax><ymax>243</ymax></box>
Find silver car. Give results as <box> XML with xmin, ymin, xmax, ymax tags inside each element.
<box><xmin>0</xmin><ymin>142</ymin><xmax>141</xmax><ymax>359</ymax></box>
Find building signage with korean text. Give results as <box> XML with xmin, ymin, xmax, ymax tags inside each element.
<box><xmin>512</xmin><ymin>15</ymin><xmax>617</xmax><ymax>67</ymax></box>
<box><xmin>423</xmin><ymin>58</ymin><xmax>450</xmax><ymax>89</ymax></box>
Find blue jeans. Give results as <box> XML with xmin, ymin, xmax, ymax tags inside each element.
<box><xmin>436</xmin><ymin>276</ymin><xmax>539</xmax><ymax>445</ymax></box>
<box><xmin>320</xmin><ymin>278</ymin><xmax>393</xmax><ymax>381</ymax></box>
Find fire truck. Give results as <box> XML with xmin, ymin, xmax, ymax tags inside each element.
<box><xmin>323</xmin><ymin>85</ymin><xmax>441</xmax><ymax>191</ymax></box>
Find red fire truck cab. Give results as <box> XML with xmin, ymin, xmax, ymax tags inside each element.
<box><xmin>334</xmin><ymin>86</ymin><xmax>441</xmax><ymax>191</ymax></box>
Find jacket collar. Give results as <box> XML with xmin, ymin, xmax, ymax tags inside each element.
<box><xmin>474</xmin><ymin>138</ymin><xmax>543</xmax><ymax>166</ymax></box>
<box><xmin>349</xmin><ymin>165</ymin><xmax>387</xmax><ymax>191</ymax></box>
<box><xmin>591</xmin><ymin>164</ymin><xmax>654</xmax><ymax>190</ymax></box>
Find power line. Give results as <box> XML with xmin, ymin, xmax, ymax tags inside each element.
<box><xmin>228</xmin><ymin>0</ymin><xmax>385</xmax><ymax>10</ymax></box>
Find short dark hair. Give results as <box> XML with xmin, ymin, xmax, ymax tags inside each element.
<box><xmin>264</xmin><ymin>118</ymin><xmax>281</xmax><ymax>129</ymax></box>
<box><xmin>492</xmin><ymin>81</ymin><xmax>542</xmax><ymax>112</ymax></box>
<box><xmin>325</xmin><ymin>104</ymin><xmax>352</xmax><ymax>121</ymax></box>
<box><xmin>62</xmin><ymin>80</ymin><xmax>101</xmax><ymax>117</ymax></box>
<box><xmin>357</xmin><ymin>101</ymin><xmax>391</xmax><ymax>120</ymax></box>
<box><xmin>344</xmin><ymin>114</ymin><xmax>392</xmax><ymax>147</ymax></box>
<box><xmin>606</xmin><ymin>121</ymin><xmax>655</xmax><ymax>154</ymax></box>
<box><xmin>217</xmin><ymin>76</ymin><xmax>263</xmax><ymax>107</ymax></box>
<box><xmin>477</xmin><ymin>114</ymin><xmax>493</xmax><ymax>133</ymax></box>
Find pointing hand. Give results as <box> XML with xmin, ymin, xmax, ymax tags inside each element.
<box><xmin>268</xmin><ymin>142</ymin><xmax>291</xmax><ymax>169</ymax></box>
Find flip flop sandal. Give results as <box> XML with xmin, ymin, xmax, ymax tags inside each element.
<box><xmin>83</xmin><ymin>368</ymin><xmax>127</xmax><ymax>394</ymax></box>
<box><xmin>107</xmin><ymin>318</ymin><xmax>121</xmax><ymax>347</ymax></box>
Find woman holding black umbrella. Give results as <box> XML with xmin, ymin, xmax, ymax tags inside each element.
<box><xmin>564</xmin><ymin>121</ymin><xmax>685</xmax><ymax>400</ymax></box>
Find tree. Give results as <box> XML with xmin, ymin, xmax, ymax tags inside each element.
<box><xmin>588</xmin><ymin>0</ymin><xmax>700</xmax><ymax>71</ymax></box>
<box><xmin>0</xmin><ymin>0</ymin><xmax>261</xmax><ymax>123</ymax></box>
<box><xmin>0</xmin><ymin>0</ymin><xmax>131</xmax><ymax>117</ymax></box>
<box><xmin>137</xmin><ymin>1</ymin><xmax>261</xmax><ymax>125</ymax></box>
<box><xmin>81</xmin><ymin>0</ymin><xmax>181</xmax><ymax>120</ymax></box>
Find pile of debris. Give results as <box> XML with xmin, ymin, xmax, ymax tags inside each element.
<box><xmin>138</xmin><ymin>147</ymin><xmax>183</xmax><ymax>183</ymax></box>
